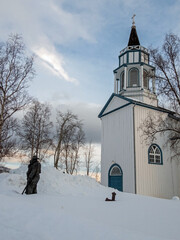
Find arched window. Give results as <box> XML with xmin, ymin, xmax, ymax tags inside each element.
<box><xmin>148</xmin><ymin>144</ymin><xmax>163</xmax><ymax>165</ymax></box>
<box><xmin>129</xmin><ymin>68</ymin><xmax>139</xmax><ymax>87</ymax></box>
<box><xmin>110</xmin><ymin>165</ymin><xmax>122</xmax><ymax>176</ymax></box>
<box><xmin>120</xmin><ymin>71</ymin><xmax>124</xmax><ymax>90</ymax></box>
<box><xmin>143</xmin><ymin>69</ymin><xmax>149</xmax><ymax>89</ymax></box>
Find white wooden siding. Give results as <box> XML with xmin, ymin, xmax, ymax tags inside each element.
<box><xmin>103</xmin><ymin>96</ymin><xmax>129</xmax><ymax>115</ymax></box>
<box><xmin>134</xmin><ymin>106</ymin><xmax>180</xmax><ymax>198</ymax></box>
<box><xmin>101</xmin><ymin>103</ymin><xmax>135</xmax><ymax>193</ymax></box>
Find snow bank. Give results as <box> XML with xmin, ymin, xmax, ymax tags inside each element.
<box><xmin>0</xmin><ymin>165</ymin><xmax>180</xmax><ymax>240</ymax></box>
<box><xmin>172</xmin><ymin>196</ymin><xmax>180</xmax><ymax>200</ymax></box>
<box><xmin>0</xmin><ymin>165</ymin><xmax>105</xmax><ymax>196</ymax></box>
<box><xmin>39</xmin><ymin>166</ymin><xmax>104</xmax><ymax>195</ymax></box>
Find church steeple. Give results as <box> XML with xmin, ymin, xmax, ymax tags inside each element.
<box><xmin>128</xmin><ymin>26</ymin><xmax>140</xmax><ymax>46</ymax></box>
<box><xmin>113</xmin><ymin>16</ymin><xmax>158</xmax><ymax>107</ymax></box>
<box><xmin>128</xmin><ymin>14</ymin><xmax>140</xmax><ymax>46</ymax></box>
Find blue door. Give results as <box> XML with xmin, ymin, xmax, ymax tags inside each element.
<box><xmin>108</xmin><ymin>164</ymin><xmax>123</xmax><ymax>191</ymax></box>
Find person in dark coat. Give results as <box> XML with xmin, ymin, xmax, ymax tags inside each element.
<box><xmin>25</xmin><ymin>156</ymin><xmax>41</xmax><ymax>194</ymax></box>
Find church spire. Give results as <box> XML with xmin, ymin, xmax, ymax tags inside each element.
<box><xmin>128</xmin><ymin>14</ymin><xmax>140</xmax><ymax>46</ymax></box>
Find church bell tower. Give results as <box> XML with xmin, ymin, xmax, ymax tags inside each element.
<box><xmin>114</xmin><ymin>15</ymin><xmax>158</xmax><ymax>106</ymax></box>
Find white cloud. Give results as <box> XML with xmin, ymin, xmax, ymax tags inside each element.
<box><xmin>34</xmin><ymin>46</ymin><xmax>79</xmax><ymax>84</ymax></box>
<box><xmin>0</xmin><ymin>0</ymin><xmax>104</xmax><ymax>84</ymax></box>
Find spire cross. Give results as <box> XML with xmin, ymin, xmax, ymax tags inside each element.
<box><xmin>132</xmin><ymin>14</ymin><xmax>136</xmax><ymax>26</ymax></box>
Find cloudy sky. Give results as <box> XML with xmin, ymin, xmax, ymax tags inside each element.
<box><xmin>1</xmin><ymin>0</ymin><xmax>180</xmax><ymax>144</ymax></box>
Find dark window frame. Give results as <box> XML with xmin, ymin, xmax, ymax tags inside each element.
<box><xmin>148</xmin><ymin>144</ymin><xmax>163</xmax><ymax>165</ymax></box>
<box><xmin>128</xmin><ymin>67</ymin><xmax>139</xmax><ymax>87</ymax></box>
<box><xmin>143</xmin><ymin>69</ymin><xmax>149</xmax><ymax>89</ymax></box>
<box><xmin>120</xmin><ymin>71</ymin><xmax>124</xmax><ymax>90</ymax></box>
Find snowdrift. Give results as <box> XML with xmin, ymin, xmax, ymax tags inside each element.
<box><xmin>0</xmin><ymin>165</ymin><xmax>180</xmax><ymax>240</ymax></box>
<box><xmin>0</xmin><ymin>165</ymin><xmax>107</xmax><ymax>196</ymax></box>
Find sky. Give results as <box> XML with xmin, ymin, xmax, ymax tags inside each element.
<box><xmin>1</xmin><ymin>0</ymin><xmax>180</xmax><ymax>144</ymax></box>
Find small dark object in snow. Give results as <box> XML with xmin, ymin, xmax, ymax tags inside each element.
<box><xmin>105</xmin><ymin>192</ymin><xmax>116</xmax><ymax>201</ymax></box>
<box><xmin>23</xmin><ymin>156</ymin><xmax>41</xmax><ymax>195</ymax></box>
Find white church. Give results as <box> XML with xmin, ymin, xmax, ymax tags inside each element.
<box><xmin>99</xmin><ymin>19</ymin><xmax>180</xmax><ymax>199</ymax></box>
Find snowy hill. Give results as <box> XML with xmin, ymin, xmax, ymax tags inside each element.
<box><xmin>0</xmin><ymin>166</ymin><xmax>180</xmax><ymax>240</ymax></box>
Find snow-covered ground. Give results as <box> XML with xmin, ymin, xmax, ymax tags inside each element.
<box><xmin>0</xmin><ymin>166</ymin><xmax>180</xmax><ymax>240</ymax></box>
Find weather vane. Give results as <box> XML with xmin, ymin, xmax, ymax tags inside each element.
<box><xmin>132</xmin><ymin>14</ymin><xmax>136</xmax><ymax>26</ymax></box>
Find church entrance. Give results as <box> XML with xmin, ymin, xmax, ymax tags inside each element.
<box><xmin>108</xmin><ymin>164</ymin><xmax>123</xmax><ymax>191</ymax></box>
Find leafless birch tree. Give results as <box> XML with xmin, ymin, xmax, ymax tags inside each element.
<box><xmin>0</xmin><ymin>34</ymin><xmax>34</xmax><ymax>161</ymax></box>
<box><xmin>150</xmin><ymin>33</ymin><xmax>180</xmax><ymax>111</ymax></box>
<box><xmin>84</xmin><ymin>141</ymin><xmax>95</xmax><ymax>176</ymax></box>
<box><xmin>18</xmin><ymin>100</ymin><xmax>53</xmax><ymax>160</ymax></box>
<box><xmin>54</xmin><ymin>110</ymin><xmax>85</xmax><ymax>174</ymax></box>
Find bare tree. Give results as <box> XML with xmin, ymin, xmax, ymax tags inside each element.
<box><xmin>90</xmin><ymin>161</ymin><xmax>101</xmax><ymax>182</ymax></box>
<box><xmin>54</xmin><ymin>111</ymin><xmax>76</xmax><ymax>168</ymax></box>
<box><xmin>84</xmin><ymin>141</ymin><xmax>95</xmax><ymax>176</ymax></box>
<box><xmin>63</xmin><ymin>125</ymin><xmax>85</xmax><ymax>174</ymax></box>
<box><xmin>141</xmin><ymin>33</ymin><xmax>180</xmax><ymax>157</ymax></box>
<box><xmin>54</xmin><ymin>110</ymin><xmax>85</xmax><ymax>174</ymax></box>
<box><xmin>0</xmin><ymin>34</ymin><xmax>34</xmax><ymax>161</ymax></box>
<box><xmin>18</xmin><ymin>100</ymin><xmax>53</xmax><ymax>160</ymax></box>
<box><xmin>150</xmin><ymin>33</ymin><xmax>180</xmax><ymax>112</ymax></box>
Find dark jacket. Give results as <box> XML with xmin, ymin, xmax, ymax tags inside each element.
<box><xmin>27</xmin><ymin>157</ymin><xmax>41</xmax><ymax>184</ymax></box>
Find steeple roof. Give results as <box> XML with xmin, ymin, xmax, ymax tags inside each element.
<box><xmin>128</xmin><ymin>26</ymin><xmax>140</xmax><ymax>46</ymax></box>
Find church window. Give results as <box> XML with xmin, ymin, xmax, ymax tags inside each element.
<box><xmin>129</xmin><ymin>52</ymin><xmax>133</xmax><ymax>63</ymax></box>
<box><xmin>129</xmin><ymin>68</ymin><xmax>139</xmax><ymax>87</ymax></box>
<box><xmin>148</xmin><ymin>144</ymin><xmax>163</xmax><ymax>165</ymax></box>
<box><xmin>141</xmin><ymin>52</ymin><xmax>149</xmax><ymax>64</ymax></box>
<box><xmin>141</xmin><ymin>52</ymin><xmax>144</xmax><ymax>62</ymax></box>
<box><xmin>143</xmin><ymin>70</ymin><xmax>149</xmax><ymax>89</ymax></box>
<box><xmin>134</xmin><ymin>52</ymin><xmax>139</xmax><ymax>62</ymax></box>
<box><xmin>124</xmin><ymin>54</ymin><xmax>127</xmax><ymax>64</ymax></box>
<box><xmin>120</xmin><ymin>54</ymin><xmax>127</xmax><ymax>65</ymax></box>
<box><xmin>110</xmin><ymin>165</ymin><xmax>122</xmax><ymax>176</ymax></box>
<box><xmin>120</xmin><ymin>71</ymin><xmax>124</xmax><ymax>90</ymax></box>
<box><xmin>120</xmin><ymin>56</ymin><xmax>123</xmax><ymax>65</ymax></box>
<box><xmin>128</xmin><ymin>51</ymin><xmax>139</xmax><ymax>63</ymax></box>
<box><xmin>144</xmin><ymin>54</ymin><xmax>149</xmax><ymax>64</ymax></box>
